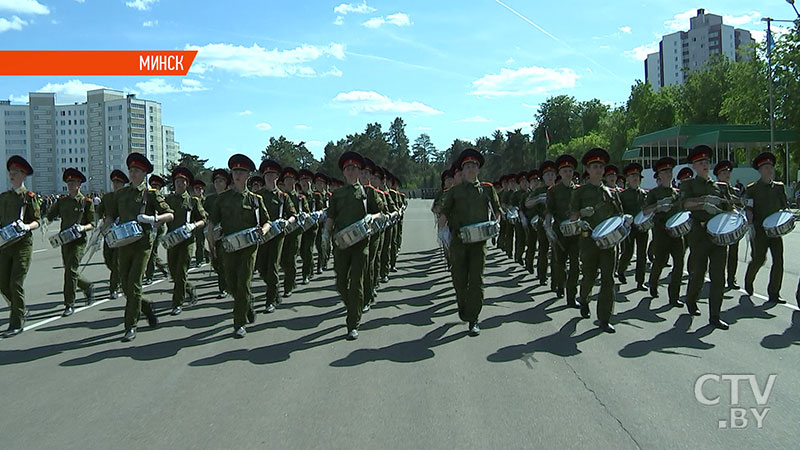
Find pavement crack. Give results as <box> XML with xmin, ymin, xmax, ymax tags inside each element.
<box><xmin>562</xmin><ymin>359</ymin><xmax>643</xmax><ymax>450</ymax></box>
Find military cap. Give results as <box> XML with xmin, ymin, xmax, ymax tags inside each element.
<box><xmin>127</xmin><ymin>152</ymin><xmax>153</xmax><ymax>174</ymax></box>
<box><xmin>457</xmin><ymin>147</ymin><xmax>484</xmax><ymax>168</ymax></box>
<box><xmin>752</xmin><ymin>152</ymin><xmax>776</xmax><ymax>169</ymax></box>
<box><xmin>528</xmin><ymin>169</ymin><xmax>541</xmax><ymax>180</ymax></box>
<box><xmin>677</xmin><ymin>167</ymin><xmax>694</xmax><ymax>181</ymax></box>
<box><xmin>687</xmin><ymin>145</ymin><xmax>712</xmax><ymax>164</ymax></box>
<box><xmin>654</xmin><ymin>157</ymin><xmax>677</xmax><ymax>173</ymax></box>
<box><xmin>259</xmin><ymin>159</ymin><xmax>282</xmax><ymax>174</ymax></box>
<box><xmin>539</xmin><ymin>160</ymin><xmax>557</xmax><ymax>174</ymax></box>
<box><xmin>713</xmin><ymin>160</ymin><xmax>733</xmax><ymax>176</ymax></box>
<box><xmin>171</xmin><ymin>166</ymin><xmax>194</xmax><ymax>184</ymax></box>
<box><xmin>623</xmin><ymin>162</ymin><xmax>644</xmax><ymax>177</ymax></box>
<box><xmin>516</xmin><ymin>172</ymin><xmax>528</xmax><ymax>182</ymax></box>
<box><xmin>617</xmin><ymin>175</ymin><xmax>626</xmax><ymax>184</ymax></box>
<box><xmin>110</xmin><ymin>169</ymin><xmax>129</xmax><ymax>184</ymax></box>
<box><xmin>604</xmin><ymin>164</ymin><xmax>619</xmax><ymax>177</ymax></box>
<box><xmin>148</xmin><ymin>174</ymin><xmax>165</xmax><ymax>188</ymax></box>
<box><xmin>314</xmin><ymin>172</ymin><xmax>329</xmax><ymax>183</ymax></box>
<box><xmin>339</xmin><ymin>151</ymin><xmax>364</xmax><ymax>170</ymax></box>
<box><xmin>191</xmin><ymin>179</ymin><xmax>206</xmax><ymax>189</ymax></box>
<box><xmin>7</xmin><ymin>155</ymin><xmax>33</xmax><ymax>176</ymax></box>
<box><xmin>247</xmin><ymin>175</ymin><xmax>264</xmax><ymax>189</ymax></box>
<box><xmin>280</xmin><ymin>167</ymin><xmax>299</xmax><ymax>180</ymax></box>
<box><xmin>555</xmin><ymin>154</ymin><xmax>578</xmax><ymax>170</ymax></box>
<box><xmin>582</xmin><ymin>147</ymin><xmax>610</xmax><ymax>166</ymax></box>
<box><xmin>228</xmin><ymin>153</ymin><xmax>256</xmax><ymax>172</ymax></box>
<box><xmin>212</xmin><ymin>168</ymin><xmax>231</xmax><ymax>185</ymax></box>
<box><xmin>298</xmin><ymin>168</ymin><xmax>315</xmax><ymax>180</ymax></box>
<box><xmin>62</xmin><ymin>167</ymin><xmax>86</xmax><ymax>183</ymax></box>
<box><xmin>372</xmin><ymin>166</ymin><xmax>384</xmax><ymax>178</ymax></box>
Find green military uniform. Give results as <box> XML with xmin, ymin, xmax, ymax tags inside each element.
<box><xmin>379</xmin><ymin>184</ymin><xmax>398</xmax><ymax>281</ymax></box>
<box><xmin>281</xmin><ymin>189</ymin><xmax>309</xmax><ymax>295</ymax></box>
<box><xmin>520</xmin><ymin>186</ymin><xmax>538</xmax><ymax>275</ymax></box>
<box><xmin>299</xmin><ymin>188</ymin><xmax>319</xmax><ymax>281</ymax></box>
<box><xmin>207</xmin><ymin>187</ymin><xmax>269</xmax><ymax>330</ymax></box>
<box><xmin>106</xmin><ymin>181</ymin><xmax>173</xmax><ymax>332</ymax></box>
<box><xmin>204</xmin><ymin>193</ymin><xmax>227</xmax><ymax>296</ymax></box>
<box><xmin>256</xmin><ymin>186</ymin><xmax>296</xmax><ymax>309</ymax></box>
<box><xmin>528</xmin><ymin>184</ymin><xmax>550</xmax><ymax>282</ymax></box>
<box><xmin>720</xmin><ymin>182</ymin><xmax>742</xmax><ymax>288</ymax></box>
<box><xmin>46</xmin><ymin>192</ymin><xmax>95</xmax><ymax>308</ymax></box>
<box><xmin>440</xmin><ymin>179</ymin><xmax>501</xmax><ymax>324</ymax></box>
<box><xmin>394</xmin><ymin>189</ymin><xmax>407</xmax><ymax>267</ymax></box>
<box><xmin>547</xmin><ymin>182</ymin><xmax>579</xmax><ymax>304</ymax></box>
<box><xmin>744</xmin><ymin>179</ymin><xmax>787</xmax><ymax>301</ymax></box>
<box><xmin>314</xmin><ymin>188</ymin><xmax>330</xmax><ymax>273</ymax></box>
<box><xmin>145</xmin><ymin>222</ymin><xmax>168</xmax><ymax>282</ymax></box>
<box><xmin>364</xmin><ymin>184</ymin><xmax>388</xmax><ymax>309</ymax></box>
<box><xmin>646</xmin><ymin>183</ymin><xmax>685</xmax><ymax>304</ymax></box>
<box><xmin>98</xmin><ymin>191</ymin><xmax>120</xmax><ymax>295</ymax></box>
<box><xmin>500</xmin><ymin>188</ymin><xmax>515</xmax><ymax>258</ymax></box>
<box><xmin>571</xmin><ymin>182</ymin><xmax>623</xmax><ymax>323</ymax></box>
<box><xmin>618</xmin><ymin>186</ymin><xmax>648</xmax><ymax>286</ymax></box>
<box><xmin>0</xmin><ymin>186</ymin><xmax>40</xmax><ymax>332</ymax></box>
<box><xmin>327</xmin><ymin>181</ymin><xmax>383</xmax><ymax>333</ymax></box>
<box><xmin>164</xmin><ymin>190</ymin><xmax>205</xmax><ymax>310</ymax></box>
<box><xmin>511</xmin><ymin>187</ymin><xmax>527</xmax><ymax>265</ymax></box>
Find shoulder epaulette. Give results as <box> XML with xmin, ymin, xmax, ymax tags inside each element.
<box><xmin>746</xmin><ymin>182</ymin><xmax>756</xmax><ymax>188</ymax></box>
<box><xmin>148</xmin><ymin>188</ymin><xmax>158</xmax><ymax>192</ymax></box>
<box><xmin>85</xmin><ymin>197</ymin><xmax>93</xmax><ymax>203</ymax></box>
<box><xmin>254</xmin><ymin>193</ymin><xmax>263</xmax><ymax>200</ymax></box>
<box><xmin>481</xmin><ymin>182</ymin><xmax>492</xmax><ymax>187</ymax></box>
<box><xmin>774</xmin><ymin>181</ymin><xmax>784</xmax><ymax>186</ymax></box>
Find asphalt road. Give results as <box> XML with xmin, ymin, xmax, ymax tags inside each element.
<box><xmin>1</xmin><ymin>199</ymin><xmax>798</xmax><ymax>450</ymax></box>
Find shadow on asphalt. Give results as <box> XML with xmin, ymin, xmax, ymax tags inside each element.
<box><xmin>760</xmin><ymin>310</ymin><xmax>800</xmax><ymax>350</ymax></box>
<box><xmin>486</xmin><ymin>317</ymin><xmax>603</xmax><ymax>367</ymax></box>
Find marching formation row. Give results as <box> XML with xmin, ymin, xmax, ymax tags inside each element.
<box><xmin>433</xmin><ymin>146</ymin><xmax>796</xmax><ymax>335</ymax></box>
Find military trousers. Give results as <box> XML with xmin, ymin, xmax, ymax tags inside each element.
<box><xmin>280</xmin><ymin>231</ymin><xmax>301</xmax><ymax>293</ymax></box>
<box><xmin>363</xmin><ymin>234</ymin><xmax>381</xmax><ymax>305</ymax></box>
<box><xmin>553</xmin><ymin>232</ymin><xmax>580</xmax><ymax>302</ymax></box>
<box><xmin>257</xmin><ymin>234</ymin><xmax>284</xmax><ymax>306</ymax></box>
<box><xmin>514</xmin><ymin>222</ymin><xmax>527</xmax><ymax>264</ymax></box>
<box><xmin>449</xmin><ymin>238</ymin><xmax>487</xmax><ymax>323</ymax></box>
<box><xmin>334</xmin><ymin>239</ymin><xmax>368</xmax><ymax>331</ymax></box>
<box><xmin>61</xmin><ymin>239</ymin><xmax>91</xmax><ymax>306</ymax></box>
<box><xmin>102</xmin><ymin>241</ymin><xmax>120</xmax><ymax>293</ymax></box>
<box><xmin>300</xmin><ymin>225</ymin><xmax>318</xmax><ymax>279</ymax></box>
<box><xmin>315</xmin><ymin>224</ymin><xmax>328</xmax><ymax>271</ymax></box>
<box><xmin>118</xmin><ymin>237</ymin><xmax>155</xmax><ymax>331</ymax></box>
<box><xmin>211</xmin><ymin>241</ymin><xmax>227</xmax><ymax>294</ymax></box>
<box><xmin>744</xmin><ymin>231</ymin><xmax>784</xmax><ymax>298</ymax></box>
<box><xmin>579</xmin><ymin>236</ymin><xmax>616</xmax><ymax>322</ymax></box>
<box><xmin>726</xmin><ymin>241</ymin><xmax>739</xmax><ymax>285</ymax></box>
<box><xmin>524</xmin><ymin>223</ymin><xmax>537</xmax><ymax>273</ymax></box>
<box><xmin>145</xmin><ymin>233</ymin><xmax>167</xmax><ymax>279</ymax></box>
<box><xmin>194</xmin><ymin>225</ymin><xmax>208</xmax><ymax>265</ymax></box>
<box><xmin>618</xmin><ymin>228</ymin><xmax>648</xmax><ymax>285</ymax></box>
<box><xmin>379</xmin><ymin>225</ymin><xmax>393</xmax><ymax>278</ymax></box>
<box><xmin>0</xmin><ymin>239</ymin><xmax>32</xmax><ymax>329</ymax></box>
<box><xmin>373</xmin><ymin>232</ymin><xmax>385</xmax><ymax>285</ymax></box>
<box><xmin>685</xmin><ymin>227</ymin><xmax>726</xmax><ymax>316</ymax></box>
<box><xmin>536</xmin><ymin>225</ymin><xmax>550</xmax><ymax>281</ymax></box>
<box><xmin>223</xmin><ymin>244</ymin><xmax>257</xmax><ymax>329</ymax></box>
<box><xmin>167</xmin><ymin>240</ymin><xmax>194</xmax><ymax>308</ymax></box>
<box><xmin>648</xmin><ymin>226</ymin><xmax>685</xmax><ymax>302</ymax></box>
<box><xmin>392</xmin><ymin>219</ymin><xmax>402</xmax><ymax>268</ymax></box>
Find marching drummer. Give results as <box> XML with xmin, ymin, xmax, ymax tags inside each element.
<box><xmin>714</xmin><ymin>160</ymin><xmax>742</xmax><ymax>290</ymax></box>
<box><xmin>677</xmin><ymin>167</ymin><xmax>694</xmax><ymax>185</ymax></box>
<box><xmin>512</xmin><ymin>172</ymin><xmax>529</xmax><ymax>267</ymax></box>
<box><xmin>45</xmin><ymin>168</ymin><xmax>96</xmax><ymax>317</ymax></box>
<box><xmin>321</xmin><ymin>151</ymin><xmax>384</xmax><ymax>340</ymax></box>
<box><xmin>206</xmin><ymin>154</ymin><xmax>271</xmax><ymax>338</ymax></box>
<box><xmin>191</xmin><ymin>179</ymin><xmax>209</xmax><ymax>267</ymax></box>
<box><xmin>0</xmin><ymin>155</ymin><xmax>41</xmax><ymax>337</ymax></box>
<box><xmin>547</xmin><ymin>154</ymin><xmax>580</xmax><ymax>306</ymax></box>
<box><xmin>298</xmin><ymin>169</ymin><xmax>319</xmax><ymax>284</ymax></box>
<box><xmin>743</xmin><ymin>151</ymin><xmax>788</xmax><ymax>304</ymax></box>
<box><xmin>437</xmin><ymin>148</ymin><xmax>501</xmax><ymax>336</ymax></box>
<box><xmin>248</xmin><ymin>175</ymin><xmax>264</xmax><ymax>192</ymax></box>
<box><xmin>680</xmin><ymin>145</ymin><xmax>733</xmax><ymax>329</ymax></box>
<box><xmin>205</xmin><ymin>169</ymin><xmax>232</xmax><ymax>299</ymax></box>
<box><xmin>313</xmin><ymin>172</ymin><xmax>330</xmax><ymax>274</ymax></box>
<box><xmin>164</xmin><ymin>166</ymin><xmax>205</xmax><ymax>316</ymax></box>
<box><xmin>520</xmin><ymin>169</ymin><xmax>541</xmax><ymax>275</ymax></box>
<box><xmin>644</xmin><ymin>157</ymin><xmax>685</xmax><ymax>307</ymax></box>
<box><xmin>571</xmin><ymin>147</ymin><xmax>624</xmax><ymax>333</ymax></box>
<box><xmin>603</xmin><ymin>164</ymin><xmax>620</xmax><ymax>190</ymax></box>
<box><xmin>360</xmin><ymin>159</ymin><xmax>386</xmax><ymax>312</ymax></box>
<box><xmin>617</xmin><ymin>162</ymin><xmax>648</xmax><ymax>291</ymax></box>
<box><xmin>279</xmin><ymin>167</ymin><xmax>309</xmax><ymax>298</ymax></box>
<box><xmin>379</xmin><ymin>168</ymin><xmax>398</xmax><ymax>284</ymax></box>
<box><xmin>106</xmin><ymin>152</ymin><xmax>174</xmax><ymax>342</ymax></box>
<box><xmin>529</xmin><ymin>161</ymin><xmax>556</xmax><ymax>286</ymax></box>
<box><xmin>98</xmin><ymin>169</ymin><xmax>129</xmax><ymax>299</ymax></box>
<box><xmin>144</xmin><ymin>174</ymin><xmax>170</xmax><ymax>285</ymax></box>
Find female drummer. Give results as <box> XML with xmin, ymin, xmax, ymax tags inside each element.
<box><xmin>0</xmin><ymin>155</ymin><xmax>41</xmax><ymax>337</ymax></box>
<box><xmin>570</xmin><ymin>147</ymin><xmax>624</xmax><ymax>333</ymax></box>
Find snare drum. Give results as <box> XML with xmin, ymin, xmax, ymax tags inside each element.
<box><xmin>334</xmin><ymin>218</ymin><xmax>370</xmax><ymax>249</ymax></box>
<box><xmin>506</xmin><ymin>208</ymin><xmax>520</xmax><ymax>224</ymax></box>
<box><xmin>763</xmin><ymin>210</ymin><xmax>796</xmax><ymax>238</ymax></box>
<box><xmin>706</xmin><ymin>212</ymin><xmax>747</xmax><ymax>246</ymax></box>
<box><xmin>48</xmin><ymin>225</ymin><xmax>84</xmax><ymax>248</ymax></box>
<box><xmin>0</xmin><ymin>222</ymin><xmax>25</xmax><ymax>248</ymax></box>
<box><xmin>591</xmin><ymin>216</ymin><xmax>631</xmax><ymax>249</ymax></box>
<box><xmin>529</xmin><ymin>215</ymin><xmax>540</xmax><ymax>230</ymax></box>
<box><xmin>221</xmin><ymin>227</ymin><xmax>260</xmax><ymax>253</ymax></box>
<box><xmin>212</xmin><ymin>224</ymin><xmax>223</xmax><ymax>240</ymax></box>
<box><xmin>559</xmin><ymin>219</ymin><xmax>582</xmax><ymax>237</ymax></box>
<box><xmin>633</xmin><ymin>210</ymin><xmax>655</xmax><ymax>232</ymax></box>
<box><xmin>665</xmin><ymin>211</ymin><xmax>692</xmax><ymax>238</ymax></box>
<box><xmin>105</xmin><ymin>221</ymin><xmax>144</xmax><ymax>248</ymax></box>
<box><xmin>258</xmin><ymin>222</ymin><xmax>283</xmax><ymax>244</ymax></box>
<box><xmin>161</xmin><ymin>225</ymin><xmax>194</xmax><ymax>249</ymax></box>
<box><xmin>285</xmin><ymin>216</ymin><xmax>302</xmax><ymax>235</ymax></box>
<box><xmin>300</xmin><ymin>212</ymin><xmax>316</xmax><ymax>231</ymax></box>
<box><xmin>459</xmin><ymin>220</ymin><xmax>500</xmax><ymax>243</ymax></box>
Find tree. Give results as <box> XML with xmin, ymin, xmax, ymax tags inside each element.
<box><xmin>387</xmin><ymin>117</ymin><xmax>411</xmax><ymax>183</ymax></box>
<box><xmin>168</xmin><ymin>151</ymin><xmax>212</xmax><ymax>190</ymax></box>
<box><xmin>411</xmin><ymin>133</ymin><xmax>436</xmax><ymax>166</ymax></box>
<box><xmin>576</xmin><ymin>99</ymin><xmax>610</xmax><ymax>135</ymax></box>
<box><xmin>261</xmin><ymin>136</ymin><xmax>318</xmax><ymax>170</ymax></box>
<box><xmin>721</xmin><ymin>55</ymin><xmax>769</xmax><ymax>126</ymax></box>
<box><xmin>678</xmin><ymin>56</ymin><xmax>730</xmax><ymax>124</ymax></box>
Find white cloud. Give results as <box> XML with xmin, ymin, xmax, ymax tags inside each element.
<box><xmin>0</xmin><ymin>0</ymin><xmax>49</xmax><ymax>15</ymax></box>
<box><xmin>624</xmin><ymin>41</ymin><xmax>658</xmax><ymax>61</ymax></box>
<box><xmin>125</xmin><ymin>0</ymin><xmax>158</xmax><ymax>11</ymax></box>
<box><xmin>506</xmin><ymin>57</ymin><xmax>515</xmax><ymax>64</ymax></box>
<box><xmin>723</xmin><ymin>11</ymin><xmax>760</xmax><ymax>26</ymax></box>
<box><xmin>363</xmin><ymin>12</ymin><xmax>412</xmax><ymax>28</ymax></box>
<box><xmin>238</xmin><ymin>110</ymin><xmax>252</xmax><ymax>116</ymax></box>
<box><xmin>619</xmin><ymin>26</ymin><xmax>631</xmax><ymax>34</ymax></box>
<box><xmin>497</xmin><ymin>121</ymin><xmax>534</xmax><ymax>134</ymax></box>
<box><xmin>456</xmin><ymin>115</ymin><xmax>490</xmax><ymax>123</ymax></box>
<box><xmin>295</xmin><ymin>124</ymin><xmax>311</xmax><ymax>130</ymax></box>
<box><xmin>133</xmin><ymin>78</ymin><xmax>207</xmax><ymax>95</ymax></box>
<box><xmin>416</xmin><ymin>126</ymin><xmax>432</xmax><ymax>130</ymax></box>
<box><xmin>0</xmin><ymin>15</ymin><xmax>27</xmax><ymax>32</ymax></box>
<box><xmin>522</xmin><ymin>103</ymin><xmax>537</xmax><ymax>109</ymax></box>
<box><xmin>334</xmin><ymin>1</ymin><xmax>375</xmax><ymax>15</ymax></box>
<box><xmin>664</xmin><ymin>9</ymin><xmax>695</xmax><ymax>33</ymax></box>
<box><xmin>332</xmin><ymin>90</ymin><xmax>442</xmax><ymax>115</ymax></box>
<box><xmin>323</xmin><ymin>66</ymin><xmax>343</xmax><ymax>77</ymax></box>
<box><xmin>14</xmin><ymin>79</ymin><xmax>108</xmax><ymax>104</ymax></box>
<box><xmin>256</xmin><ymin>122</ymin><xmax>272</xmax><ymax>131</ymax></box>
<box><xmin>470</xmin><ymin>66</ymin><xmax>579</xmax><ymax>97</ymax></box>
<box><xmin>142</xmin><ymin>20</ymin><xmax>158</xmax><ymax>27</ymax></box>
<box><xmin>185</xmin><ymin>42</ymin><xmax>345</xmax><ymax>78</ymax></box>
<box><xmin>333</xmin><ymin>16</ymin><xmax>344</xmax><ymax>25</ymax></box>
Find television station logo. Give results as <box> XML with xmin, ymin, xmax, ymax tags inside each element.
<box><xmin>694</xmin><ymin>373</ymin><xmax>777</xmax><ymax>430</ymax></box>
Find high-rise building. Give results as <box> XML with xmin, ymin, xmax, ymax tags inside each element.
<box><xmin>0</xmin><ymin>89</ymin><xmax>180</xmax><ymax>193</ymax></box>
<box><xmin>644</xmin><ymin>8</ymin><xmax>756</xmax><ymax>91</ymax></box>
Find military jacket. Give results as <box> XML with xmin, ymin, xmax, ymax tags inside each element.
<box><xmin>256</xmin><ymin>187</ymin><xmax>297</xmax><ymax>221</ymax></box>
<box><xmin>0</xmin><ymin>186</ymin><xmax>41</xmax><ymax>245</ymax></box>
<box><xmin>745</xmin><ymin>180</ymin><xmax>788</xmax><ymax>230</ymax></box>
<box><xmin>645</xmin><ymin>186</ymin><xmax>681</xmax><ymax>226</ymax></box>
<box><xmin>165</xmin><ymin>191</ymin><xmax>205</xmax><ymax>232</ymax></box>
<box><xmin>619</xmin><ymin>187</ymin><xmax>647</xmax><ymax>216</ymax></box>
<box><xmin>105</xmin><ymin>181</ymin><xmax>173</xmax><ymax>241</ymax></box>
<box><xmin>46</xmin><ymin>193</ymin><xmax>94</xmax><ymax>232</ymax></box>
<box><xmin>546</xmin><ymin>182</ymin><xmax>576</xmax><ymax>223</ymax></box>
<box><xmin>439</xmin><ymin>180</ymin><xmax>501</xmax><ymax>234</ymax></box>
<box><xmin>207</xmin><ymin>188</ymin><xmax>269</xmax><ymax>236</ymax></box>
<box><xmin>679</xmin><ymin>177</ymin><xmax>732</xmax><ymax>225</ymax></box>
<box><xmin>327</xmin><ymin>182</ymin><xmax>384</xmax><ymax>233</ymax></box>
<box><xmin>571</xmin><ymin>182</ymin><xmax>623</xmax><ymax>229</ymax></box>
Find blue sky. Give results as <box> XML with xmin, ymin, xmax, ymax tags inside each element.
<box><xmin>0</xmin><ymin>0</ymin><xmax>794</xmax><ymax>168</ymax></box>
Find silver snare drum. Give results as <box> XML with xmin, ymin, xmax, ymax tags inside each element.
<box><xmin>559</xmin><ymin>219</ymin><xmax>582</xmax><ymax>237</ymax></box>
<box><xmin>105</xmin><ymin>221</ymin><xmax>144</xmax><ymax>248</ymax></box>
<box><xmin>665</xmin><ymin>211</ymin><xmax>692</xmax><ymax>238</ymax></box>
<box><xmin>221</xmin><ymin>227</ymin><xmax>260</xmax><ymax>253</ymax></box>
<box><xmin>529</xmin><ymin>214</ymin><xmax>540</xmax><ymax>230</ymax></box>
<box><xmin>161</xmin><ymin>225</ymin><xmax>194</xmax><ymax>249</ymax></box>
<box><xmin>633</xmin><ymin>210</ymin><xmax>655</xmax><ymax>232</ymax></box>
<box><xmin>591</xmin><ymin>216</ymin><xmax>631</xmax><ymax>250</ymax></box>
<box><xmin>0</xmin><ymin>222</ymin><xmax>25</xmax><ymax>248</ymax></box>
<box><xmin>334</xmin><ymin>218</ymin><xmax>370</xmax><ymax>249</ymax></box>
<box><xmin>459</xmin><ymin>220</ymin><xmax>500</xmax><ymax>243</ymax></box>
<box><xmin>763</xmin><ymin>210</ymin><xmax>796</xmax><ymax>238</ymax></box>
<box><xmin>706</xmin><ymin>212</ymin><xmax>747</xmax><ymax>246</ymax></box>
<box><xmin>505</xmin><ymin>208</ymin><xmax>520</xmax><ymax>224</ymax></box>
<box><xmin>49</xmin><ymin>225</ymin><xmax>84</xmax><ymax>248</ymax></box>
<box><xmin>258</xmin><ymin>222</ymin><xmax>283</xmax><ymax>244</ymax></box>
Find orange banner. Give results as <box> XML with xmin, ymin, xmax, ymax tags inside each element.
<box><xmin>0</xmin><ymin>50</ymin><xmax>198</xmax><ymax>76</ymax></box>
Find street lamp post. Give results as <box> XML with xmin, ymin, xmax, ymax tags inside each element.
<box><xmin>788</xmin><ymin>0</ymin><xmax>800</xmax><ymax>19</ymax></box>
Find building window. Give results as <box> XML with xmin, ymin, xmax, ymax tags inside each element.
<box><xmin>149</xmin><ymin>106</ymin><xmax>153</xmax><ymax>113</ymax></box>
